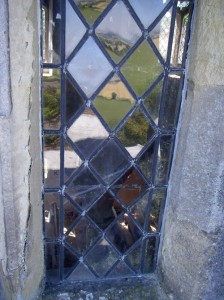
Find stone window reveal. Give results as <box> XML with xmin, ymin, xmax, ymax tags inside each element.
<box><xmin>41</xmin><ymin>0</ymin><xmax>193</xmax><ymax>285</ymax></box>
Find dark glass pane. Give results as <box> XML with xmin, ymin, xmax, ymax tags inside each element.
<box><xmin>44</xmin><ymin>135</ymin><xmax>60</xmax><ymax>188</ymax></box>
<box><xmin>111</xmin><ymin>168</ymin><xmax>148</xmax><ymax>206</ymax></box>
<box><xmin>126</xmin><ymin>242</ymin><xmax>142</xmax><ymax>273</ymax></box>
<box><xmin>65</xmin><ymin>167</ymin><xmax>104</xmax><ymax>209</ymax></box>
<box><xmin>67</xmin><ymin>263</ymin><xmax>95</xmax><ymax>280</ymax></box>
<box><xmin>64</xmin><ymin>197</ymin><xmax>79</xmax><ymax>233</ymax></box>
<box><xmin>65</xmin><ymin>76</ymin><xmax>85</xmax><ymax>123</ymax></box>
<box><xmin>121</xmin><ymin>41</ymin><xmax>163</xmax><ymax>96</ymax></box>
<box><xmin>137</xmin><ymin>142</ymin><xmax>155</xmax><ymax>180</ymax></box>
<box><xmin>106</xmin><ymin>214</ymin><xmax>142</xmax><ymax>253</ymax></box>
<box><xmin>154</xmin><ymin>135</ymin><xmax>173</xmax><ymax>185</ymax></box>
<box><xmin>42</xmin><ymin>0</ymin><xmax>61</xmax><ymax>63</ymax></box>
<box><xmin>42</xmin><ymin>69</ymin><xmax>61</xmax><ymax>130</ymax></box>
<box><xmin>86</xmin><ymin>239</ymin><xmax>118</xmax><ymax>277</ymax></box>
<box><xmin>93</xmin><ymin>76</ymin><xmax>135</xmax><ymax>129</ymax></box>
<box><xmin>67</xmin><ymin>37</ymin><xmax>113</xmax><ymax>97</ymax></box>
<box><xmin>87</xmin><ymin>192</ymin><xmax>121</xmax><ymax>230</ymax></box>
<box><xmin>117</xmin><ymin>109</ymin><xmax>154</xmax><ymax>158</ymax></box>
<box><xmin>143</xmin><ymin>236</ymin><xmax>157</xmax><ymax>273</ymax></box>
<box><xmin>107</xmin><ymin>261</ymin><xmax>135</xmax><ymax>278</ymax></box>
<box><xmin>130</xmin><ymin>192</ymin><xmax>149</xmax><ymax>229</ymax></box>
<box><xmin>148</xmin><ymin>189</ymin><xmax>166</xmax><ymax>232</ymax></box>
<box><xmin>96</xmin><ymin>1</ymin><xmax>141</xmax><ymax>63</ymax></box>
<box><xmin>45</xmin><ymin>243</ymin><xmax>60</xmax><ymax>283</ymax></box>
<box><xmin>64</xmin><ymin>141</ymin><xmax>82</xmax><ymax>182</ymax></box>
<box><xmin>44</xmin><ymin>193</ymin><xmax>60</xmax><ymax>239</ymax></box>
<box><xmin>160</xmin><ymin>72</ymin><xmax>183</xmax><ymax>130</ymax></box>
<box><xmin>74</xmin><ymin>0</ymin><xmax>111</xmax><ymax>25</ymax></box>
<box><xmin>66</xmin><ymin>217</ymin><xmax>100</xmax><ymax>254</ymax></box>
<box><xmin>67</xmin><ymin>108</ymin><xmax>109</xmax><ymax>158</ymax></box>
<box><xmin>128</xmin><ymin>0</ymin><xmax>171</xmax><ymax>28</ymax></box>
<box><xmin>90</xmin><ymin>140</ymin><xmax>130</xmax><ymax>184</ymax></box>
<box><xmin>64</xmin><ymin>246</ymin><xmax>79</xmax><ymax>278</ymax></box>
<box><xmin>171</xmin><ymin>1</ymin><xmax>191</xmax><ymax>67</ymax></box>
<box><xmin>66</xmin><ymin>0</ymin><xmax>86</xmax><ymax>58</ymax></box>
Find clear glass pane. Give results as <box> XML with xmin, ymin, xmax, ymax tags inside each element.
<box><xmin>42</xmin><ymin>0</ymin><xmax>61</xmax><ymax>63</ymax></box>
<box><xmin>160</xmin><ymin>72</ymin><xmax>183</xmax><ymax>130</ymax></box>
<box><xmin>90</xmin><ymin>140</ymin><xmax>130</xmax><ymax>184</ymax></box>
<box><xmin>74</xmin><ymin>0</ymin><xmax>111</xmax><ymax>24</ymax></box>
<box><xmin>171</xmin><ymin>1</ymin><xmax>191</xmax><ymax>67</ymax></box>
<box><xmin>130</xmin><ymin>192</ymin><xmax>149</xmax><ymax>229</ymax></box>
<box><xmin>137</xmin><ymin>142</ymin><xmax>155</xmax><ymax>180</ymax></box>
<box><xmin>67</xmin><ymin>263</ymin><xmax>95</xmax><ymax>280</ymax></box>
<box><xmin>126</xmin><ymin>243</ymin><xmax>141</xmax><ymax>272</ymax></box>
<box><xmin>64</xmin><ymin>246</ymin><xmax>79</xmax><ymax>278</ymax></box>
<box><xmin>64</xmin><ymin>141</ymin><xmax>82</xmax><ymax>182</ymax></box>
<box><xmin>107</xmin><ymin>261</ymin><xmax>135</xmax><ymax>278</ymax></box>
<box><xmin>93</xmin><ymin>76</ymin><xmax>135</xmax><ymax>129</ymax></box>
<box><xmin>143</xmin><ymin>236</ymin><xmax>156</xmax><ymax>273</ymax></box>
<box><xmin>111</xmin><ymin>167</ymin><xmax>148</xmax><ymax>206</ymax></box>
<box><xmin>117</xmin><ymin>108</ymin><xmax>154</xmax><ymax>158</ymax></box>
<box><xmin>67</xmin><ymin>37</ymin><xmax>113</xmax><ymax>97</ymax></box>
<box><xmin>155</xmin><ymin>135</ymin><xmax>173</xmax><ymax>185</ymax></box>
<box><xmin>45</xmin><ymin>243</ymin><xmax>60</xmax><ymax>283</ymax></box>
<box><xmin>65</xmin><ymin>167</ymin><xmax>104</xmax><ymax>209</ymax></box>
<box><xmin>42</xmin><ymin>69</ymin><xmax>61</xmax><ymax>130</ymax></box>
<box><xmin>64</xmin><ymin>197</ymin><xmax>79</xmax><ymax>233</ymax></box>
<box><xmin>106</xmin><ymin>214</ymin><xmax>142</xmax><ymax>253</ymax></box>
<box><xmin>87</xmin><ymin>192</ymin><xmax>121</xmax><ymax>230</ymax></box>
<box><xmin>44</xmin><ymin>135</ymin><xmax>60</xmax><ymax>188</ymax></box>
<box><xmin>66</xmin><ymin>217</ymin><xmax>100</xmax><ymax>254</ymax></box>
<box><xmin>121</xmin><ymin>41</ymin><xmax>163</xmax><ymax>96</ymax></box>
<box><xmin>67</xmin><ymin>108</ymin><xmax>109</xmax><ymax>158</ymax></box>
<box><xmin>66</xmin><ymin>0</ymin><xmax>86</xmax><ymax>58</ymax></box>
<box><xmin>86</xmin><ymin>239</ymin><xmax>118</xmax><ymax>277</ymax></box>
<box><xmin>148</xmin><ymin>189</ymin><xmax>166</xmax><ymax>232</ymax></box>
<box><xmin>65</xmin><ymin>77</ymin><xmax>85</xmax><ymax>123</ymax></box>
<box><xmin>96</xmin><ymin>1</ymin><xmax>141</xmax><ymax>63</ymax></box>
<box><xmin>44</xmin><ymin>193</ymin><xmax>60</xmax><ymax>239</ymax></box>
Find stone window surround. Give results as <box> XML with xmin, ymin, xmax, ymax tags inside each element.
<box><xmin>0</xmin><ymin>0</ymin><xmax>223</xmax><ymax>299</ymax></box>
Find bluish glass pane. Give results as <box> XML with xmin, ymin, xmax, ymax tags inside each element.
<box><xmin>143</xmin><ymin>236</ymin><xmax>157</xmax><ymax>273</ymax></box>
<box><xmin>64</xmin><ymin>246</ymin><xmax>79</xmax><ymax>278</ymax></box>
<box><xmin>64</xmin><ymin>141</ymin><xmax>83</xmax><ymax>182</ymax></box>
<box><xmin>64</xmin><ymin>197</ymin><xmax>79</xmax><ymax>233</ymax></box>
<box><xmin>148</xmin><ymin>189</ymin><xmax>166</xmax><ymax>232</ymax></box>
<box><xmin>107</xmin><ymin>261</ymin><xmax>135</xmax><ymax>278</ymax></box>
<box><xmin>137</xmin><ymin>142</ymin><xmax>155</xmax><ymax>180</ymax></box>
<box><xmin>45</xmin><ymin>243</ymin><xmax>60</xmax><ymax>283</ymax></box>
<box><xmin>44</xmin><ymin>193</ymin><xmax>60</xmax><ymax>239</ymax></box>
<box><xmin>126</xmin><ymin>242</ymin><xmax>142</xmax><ymax>272</ymax></box>
<box><xmin>67</xmin><ymin>263</ymin><xmax>95</xmax><ymax>280</ymax></box>
<box><xmin>130</xmin><ymin>192</ymin><xmax>149</xmax><ymax>230</ymax></box>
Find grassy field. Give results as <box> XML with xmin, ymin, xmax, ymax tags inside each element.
<box><xmin>77</xmin><ymin>0</ymin><xmax>110</xmax><ymax>24</ymax></box>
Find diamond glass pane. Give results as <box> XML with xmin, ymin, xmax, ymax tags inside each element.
<box><xmin>126</xmin><ymin>243</ymin><xmax>141</xmax><ymax>273</ymax></box>
<box><xmin>90</xmin><ymin>140</ymin><xmax>130</xmax><ymax>184</ymax></box>
<box><xmin>73</xmin><ymin>0</ymin><xmax>111</xmax><ymax>24</ymax></box>
<box><xmin>44</xmin><ymin>193</ymin><xmax>60</xmax><ymax>239</ymax></box>
<box><xmin>137</xmin><ymin>141</ymin><xmax>155</xmax><ymax>180</ymax></box>
<box><xmin>66</xmin><ymin>217</ymin><xmax>100</xmax><ymax>254</ymax></box>
<box><xmin>86</xmin><ymin>239</ymin><xmax>118</xmax><ymax>277</ymax></box>
<box><xmin>64</xmin><ymin>197</ymin><xmax>79</xmax><ymax>233</ymax></box>
<box><xmin>117</xmin><ymin>108</ymin><xmax>155</xmax><ymax>158</ymax></box>
<box><xmin>148</xmin><ymin>189</ymin><xmax>166</xmax><ymax>233</ymax></box>
<box><xmin>64</xmin><ymin>246</ymin><xmax>79</xmax><ymax>278</ymax></box>
<box><xmin>67</xmin><ymin>263</ymin><xmax>95</xmax><ymax>280</ymax></box>
<box><xmin>67</xmin><ymin>37</ymin><xmax>113</xmax><ymax>97</ymax></box>
<box><xmin>93</xmin><ymin>76</ymin><xmax>135</xmax><ymax>129</ymax></box>
<box><xmin>96</xmin><ymin>1</ymin><xmax>141</xmax><ymax>63</ymax></box>
<box><xmin>130</xmin><ymin>192</ymin><xmax>149</xmax><ymax>230</ymax></box>
<box><xmin>66</xmin><ymin>0</ymin><xmax>86</xmax><ymax>58</ymax></box>
<box><xmin>107</xmin><ymin>261</ymin><xmax>135</xmax><ymax>278</ymax></box>
<box><xmin>121</xmin><ymin>41</ymin><xmax>163</xmax><ymax>96</ymax></box>
<box><xmin>45</xmin><ymin>243</ymin><xmax>60</xmax><ymax>283</ymax></box>
<box><xmin>64</xmin><ymin>141</ymin><xmax>82</xmax><ymax>182</ymax></box>
<box><xmin>143</xmin><ymin>236</ymin><xmax>157</xmax><ymax>273</ymax></box>
<box><xmin>65</xmin><ymin>167</ymin><xmax>104</xmax><ymax>209</ymax></box>
<box><xmin>128</xmin><ymin>0</ymin><xmax>170</xmax><ymax>28</ymax></box>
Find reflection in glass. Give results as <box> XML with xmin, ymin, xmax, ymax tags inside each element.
<box><xmin>107</xmin><ymin>261</ymin><xmax>134</xmax><ymax>278</ymax></box>
<box><xmin>130</xmin><ymin>192</ymin><xmax>149</xmax><ymax>229</ymax></box>
<box><xmin>126</xmin><ymin>243</ymin><xmax>141</xmax><ymax>272</ymax></box>
<box><xmin>74</xmin><ymin>0</ymin><xmax>111</xmax><ymax>24</ymax></box>
<box><xmin>96</xmin><ymin>1</ymin><xmax>141</xmax><ymax>63</ymax></box>
<box><xmin>42</xmin><ymin>0</ymin><xmax>61</xmax><ymax>63</ymax></box>
<box><xmin>64</xmin><ymin>197</ymin><xmax>79</xmax><ymax>234</ymax></box>
<box><xmin>111</xmin><ymin>168</ymin><xmax>148</xmax><ymax>206</ymax></box>
<box><xmin>160</xmin><ymin>72</ymin><xmax>183</xmax><ymax>130</ymax></box>
<box><xmin>67</xmin><ymin>263</ymin><xmax>95</xmax><ymax>280</ymax></box>
<box><xmin>106</xmin><ymin>214</ymin><xmax>142</xmax><ymax>253</ymax></box>
<box><xmin>143</xmin><ymin>236</ymin><xmax>156</xmax><ymax>273</ymax></box>
<box><xmin>64</xmin><ymin>246</ymin><xmax>79</xmax><ymax>278</ymax></box>
<box><xmin>66</xmin><ymin>167</ymin><xmax>104</xmax><ymax>209</ymax></box>
<box><xmin>121</xmin><ymin>41</ymin><xmax>163</xmax><ymax>96</ymax></box>
<box><xmin>66</xmin><ymin>0</ymin><xmax>86</xmax><ymax>58</ymax></box>
<box><xmin>137</xmin><ymin>142</ymin><xmax>155</xmax><ymax>180</ymax></box>
<box><xmin>64</xmin><ymin>141</ymin><xmax>82</xmax><ymax>182</ymax></box>
<box><xmin>42</xmin><ymin>69</ymin><xmax>60</xmax><ymax>130</ymax></box>
<box><xmin>90</xmin><ymin>140</ymin><xmax>130</xmax><ymax>184</ymax></box>
<box><xmin>155</xmin><ymin>136</ymin><xmax>173</xmax><ymax>185</ymax></box>
<box><xmin>148</xmin><ymin>189</ymin><xmax>166</xmax><ymax>232</ymax></box>
<box><xmin>86</xmin><ymin>239</ymin><xmax>118</xmax><ymax>277</ymax></box>
<box><xmin>66</xmin><ymin>217</ymin><xmax>100</xmax><ymax>254</ymax></box>
<box><xmin>44</xmin><ymin>135</ymin><xmax>60</xmax><ymax>188</ymax></box>
<box><xmin>44</xmin><ymin>193</ymin><xmax>60</xmax><ymax>239</ymax></box>
<box><xmin>93</xmin><ymin>76</ymin><xmax>135</xmax><ymax>129</ymax></box>
<box><xmin>87</xmin><ymin>192</ymin><xmax>121</xmax><ymax>230</ymax></box>
<box><xmin>67</xmin><ymin>37</ymin><xmax>113</xmax><ymax>97</ymax></box>
<box><xmin>117</xmin><ymin>108</ymin><xmax>154</xmax><ymax>158</ymax></box>
<box><xmin>65</xmin><ymin>77</ymin><xmax>84</xmax><ymax>123</ymax></box>
<box><xmin>45</xmin><ymin>243</ymin><xmax>60</xmax><ymax>283</ymax></box>
<box><xmin>67</xmin><ymin>108</ymin><xmax>109</xmax><ymax>158</ymax></box>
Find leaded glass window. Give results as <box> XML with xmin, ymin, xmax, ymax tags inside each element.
<box><xmin>41</xmin><ymin>0</ymin><xmax>194</xmax><ymax>284</ymax></box>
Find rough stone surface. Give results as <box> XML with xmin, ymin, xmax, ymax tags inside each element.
<box><xmin>159</xmin><ymin>0</ymin><xmax>224</xmax><ymax>299</ymax></box>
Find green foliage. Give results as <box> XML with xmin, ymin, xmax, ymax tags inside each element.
<box><xmin>43</xmin><ymin>86</ymin><xmax>60</xmax><ymax>122</ymax></box>
<box><xmin>44</xmin><ymin>135</ymin><xmax>60</xmax><ymax>149</ymax></box>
